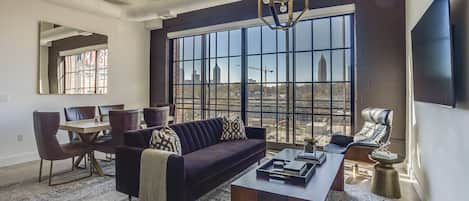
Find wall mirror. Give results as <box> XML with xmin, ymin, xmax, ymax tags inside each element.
<box><xmin>38</xmin><ymin>21</ymin><xmax>109</xmax><ymax>95</ymax></box>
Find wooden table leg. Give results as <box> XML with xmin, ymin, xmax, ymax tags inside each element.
<box><xmin>91</xmin><ymin>154</ymin><xmax>105</xmax><ymax>176</ymax></box>
<box><xmin>231</xmin><ymin>185</ymin><xmax>258</xmax><ymax>201</ymax></box>
<box><xmin>332</xmin><ymin>160</ymin><xmax>344</xmax><ymax>191</ymax></box>
<box><xmin>76</xmin><ymin>133</ymin><xmax>105</xmax><ymax>176</ymax></box>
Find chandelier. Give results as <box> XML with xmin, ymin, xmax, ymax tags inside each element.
<box><xmin>258</xmin><ymin>0</ymin><xmax>309</xmax><ymax>30</ymax></box>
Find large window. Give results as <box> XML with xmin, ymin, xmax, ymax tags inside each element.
<box><xmin>58</xmin><ymin>49</ymin><xmax>108</xmax><ymax>94</ymax></box>
<box><xmin>172</xmin><ymin>14</ymin><xmax>354</xmax><ymax>146</ymax></box>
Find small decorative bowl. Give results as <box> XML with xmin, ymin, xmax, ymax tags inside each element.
<box><xmin>273</xmin><ymin>161</ymin><xmax>285</xmax><ymax>169</ymax></box>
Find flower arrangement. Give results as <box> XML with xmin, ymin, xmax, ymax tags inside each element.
<box><xmin>304</xmin><ymin>137</ymin><xmax>319</xmax><ymax>145</ymax></box>
<box><xmin>304</xmin><ymin>137</ymin><xmax>318</xmax><ymax>153</ymax></box>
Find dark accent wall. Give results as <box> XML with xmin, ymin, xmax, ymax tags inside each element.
<box><xmin>150</xmin><ymin>0</ymin><xmax>406</xmax><ymax>154</ymax></box>
<box><xmin>451</xmin><ymin>0</ymin><xmax>469</xmax><ymax>109</ymax></box>
<box><xmin>47</xmin><ymin>33</ymin><xmax>108</xmax><ymax>93</ymax></box>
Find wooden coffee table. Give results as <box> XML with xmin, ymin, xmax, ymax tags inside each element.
<box><xmin>231</xmin><ymin>149</ymin><xmax>344</xmax><ymax>201</ymax></box>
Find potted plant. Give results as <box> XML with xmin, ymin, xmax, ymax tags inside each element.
<box><xmin>304</xmin><ymin>137</ymin><xmax>319</xmax><ymax>153</ymax></box>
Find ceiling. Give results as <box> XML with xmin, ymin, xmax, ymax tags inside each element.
<box><xmin>43</xmin><ymin>0</ymin><xmax>242</xmax><ymax>29</ymax></box>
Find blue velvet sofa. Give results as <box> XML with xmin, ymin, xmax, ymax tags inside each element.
<box><xmin>115</xmin><ymin>118</ymin><xmax>266</xmax><ymax>201</ymax></box>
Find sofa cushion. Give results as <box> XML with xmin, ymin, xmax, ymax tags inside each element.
<box><xmin>149</xmin><ymin>127</ymin><xmax>182</xmax><ymax>155</ymax></box>
<box><xmin>183</xmin><ymin>139</ymin><xmax>265</xmax><ymax>185</ymax></box>
<box><xmin>170</xmin><ymin>118</ymin><xmax>223</xmax><ymax>155</ymax></box>
<box><xmin>220</xmin><ymin>116</ymin><xmax>247</xmax><ymax>141</ymax></box>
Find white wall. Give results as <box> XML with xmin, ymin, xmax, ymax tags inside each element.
<box><xmin>0</xmin><ymin>0</ymin><xmax>150</xmax><ymax>167</ymax></box>
<box><xmin>406</xmin><ymin>0</ymin><xmax>469</xmax><ymax>200</ymax></box>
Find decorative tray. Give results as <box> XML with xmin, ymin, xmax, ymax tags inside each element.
<box><xmin>256</xmin><ymin>158</ymin><xmax>316</xmax><ymax>185</ymax></box>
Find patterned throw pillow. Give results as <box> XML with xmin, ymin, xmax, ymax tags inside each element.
<box><xmin>149</xmin><ymin>127</ymin><xmax>182</xmax><ymax>155</ymax></box>
<box><xmin>220</xmin><ymin>116</ymin><xmax>247</xmax><ymax>141</ymax></box>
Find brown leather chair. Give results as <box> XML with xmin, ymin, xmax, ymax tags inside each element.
<box><xmin>143</xmin><ymin>107</ymin><xmax>170</xmax><ymax>127</ymax></box>
<box><xmin>153</xmin><ymin>103</ymin><xmax>175</xmax><ymax>123</ymax></box>
<box><xmin>33</xmin><ymin>111</ymin><xmax>94</xmax><ymax>186</ymax></box>
<box><xmin>64</xmin><ymin>106</ymin><xmax>96</xmax><ymax>142</ymax></box>
<box><xmin>95</xmin><ymin>110</ymin><xmax>139</xmax><ymax>155</ymax></box>
<box><xmin>97</xmin><ymin>104</ymin><xmax>125</xmax><ymax>144</ymax></box>
<box><xmin>98</xmin><ymin>104</ymin><xmax>124</xmax><ymax>122</ymax></box>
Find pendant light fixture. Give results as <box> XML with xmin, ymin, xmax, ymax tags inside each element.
<box><xmin>258</xmin><ymin>0</ymin><xmax>309</xmax><ymax>30</ymax></box>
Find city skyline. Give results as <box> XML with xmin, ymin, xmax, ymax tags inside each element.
<box><xmin>181</xmin><ymin>52</ymin><xmax>351</xmax><ymax>84</ymax></box>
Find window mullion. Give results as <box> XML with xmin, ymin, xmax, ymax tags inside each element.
<box><xmin>241</xmin><ymin>28</ymin><xmax>247</xmax><ymax>124</ymax></box>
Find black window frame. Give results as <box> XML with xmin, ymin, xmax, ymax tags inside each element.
<box><xmin>170</xmin><ymin>13</ymin><xmax>355</xmax><ymax>146</ymax></box>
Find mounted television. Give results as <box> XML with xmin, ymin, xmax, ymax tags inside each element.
<box><xmin>411</xmin><ymin>0</ymin><xmax>455</xmax><ymax>107</ymax></box>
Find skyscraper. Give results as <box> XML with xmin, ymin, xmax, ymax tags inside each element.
<box><xmin>317</xmin><ymin>54</ymin><xmax>327</xmax><ymax>81</ymax></box>
<box><xmin>213</xmin><ymin>64</ymin><xmax>221</xmax><ymax>83</ymax></box>
<box><xmin>192</xmin><ymin>70</ymin><xmax>201</xmax><ymax>83</ymax></box>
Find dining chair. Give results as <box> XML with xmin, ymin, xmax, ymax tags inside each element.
<box><xmin>153</xmin><ymin>103</ymin><xmax>175</xmax><ymax>124</ymax></box>
<box><xmin>64</xmin><ymin>106</ymin><xmax>96</xmax><ymax>167</ymax></box>
<box><xmin>64</xmin><ymin>106</ymin><xmax>96</xmax><ymax>142</ymax></box>
<box><xmin>95</xmin><ymin>110</ymin><xmax>139</xmax><ymax>156</ymax></box>
<box><xmin>97</xmin><ymin>104</ymin><xmax>125</xmax><ymax>145</ymax></box>
<box><xmin>143</xmin><ymin>106</ymin><xmax>170</xmax><ymax>127</ymax></box>
<box><xmin>98</xmin><ymin>104</ymin><xmax>125</xmax><ymax>122</ymax></box>
<box><xmin>33</xmin><ymin>111</ymin><xmax>94</xmax><ymax>186</ymax></box>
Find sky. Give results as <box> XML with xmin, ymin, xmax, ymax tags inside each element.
<box><xmin>179</xmin><ymin>15</ymin><xmax>352</xmax><ymax>84</ymax></box>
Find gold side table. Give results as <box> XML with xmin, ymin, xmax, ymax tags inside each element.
<box><xmin>369</xmin><ymin>154</ymin><xmax>405</xmax><ymax>199</ymax></box>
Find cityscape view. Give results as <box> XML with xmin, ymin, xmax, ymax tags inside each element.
<box><xmin>172</xmin><ymin>15</ymin><xmax>353</xmax><ymax>146</ymax></box>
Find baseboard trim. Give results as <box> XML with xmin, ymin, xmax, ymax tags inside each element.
<box><xmin>0</xmin><ymin>151</ymin><xmax>39</xmax><ymax>168</ymax></box>
<box><xmin>409</xmin><ymin>168</ymin><xmax>425</xmax><ymax>201</ymax></box>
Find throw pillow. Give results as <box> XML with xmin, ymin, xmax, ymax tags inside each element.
<box><xmin>220</xmin><ymin>116</ymin><xmax>247</xmax><ymax>141</ymax></box>
<box><xmin>149</xmin><ymin>127</ymin><xmax>182</xmax><ymax>155</ymax></box>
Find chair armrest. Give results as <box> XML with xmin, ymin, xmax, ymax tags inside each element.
<box><xmin>245</xmin><ymin>127</ymin><xmax>266</xmax><ymax>140</ymax></box>
<box><xmin>330</xmin><ymin>134</ymin><xmax>354</xmax><ymax>147</ymax></box>
<box><xmin>115</xmin><ymin>146</ymin><xmax>185</xmax><ymax>201</ymax></box>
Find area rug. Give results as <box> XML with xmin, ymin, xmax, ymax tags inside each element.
<box><xmin>0</xmin><ymin>160</ymin><xmax>403</xmax><ymax>201</ymax></box>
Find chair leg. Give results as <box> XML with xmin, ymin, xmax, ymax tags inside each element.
<box><xmin>84</xmin><ymin>154</ymin><xmax>87</xmax><ymax>168</ymax></box>
<box><xmin>89</xmin><ymin>152</ymin><xmax>93</xmax><ymax>176</ymax></box>
<box><xmin>38</xmin><ymin>159</ymin><xmax>43</xmax><ymax>183</ymax></box>
<box><xmin>48</xmin><ymin>160</ymin><xmax>54</xmax><ymax>186</ymax></box>
<box><xmin>47</xmin><ymin>156</ymin><xmax>93</xmax><ymax>186</ymax></box>
<box><xmin>128</xmin><ymin>194</ymin><xmax>132</xmax><ymax>201</ymax></box>
<box><xmin>72</xmin><ymin>157</ymin><xmax>75</xmax><ymax>171</ymax></box>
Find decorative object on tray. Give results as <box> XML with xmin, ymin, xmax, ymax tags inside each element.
<box><xmin>256</xmin><ymin>158</ymin><xmax>316</xmax><ymax>185</ymax></box>
<box><xmin>296</xmin><ymin>151</ymin><xmax>326</xmax><ymax>165</ymax></box>
<box><xmin>272</xmin><ymin>161</ymin><xmax>285</xmax><ymax>172</ymax></box>
<box><xmin>283</xmin><ymin>160</ymin><xmax>308</xmax><ymax>176</ymax></box>
<box><xmin>304</xmin><ymin>137</ymin><xmax>319</xmax><ymax>153</ymax></box>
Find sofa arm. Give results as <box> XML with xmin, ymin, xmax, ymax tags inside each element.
<box><xmin>116</xmin><ymin>146</ymin><xmax>143</xmax><ymax>197</ymax></box>
<box><xmin>116</xmin><ymin>146</ymin><xmax>186</xmax><ymax>201</ymax></box>
<box><xmin>245</xmin><ymin>127</ymin><xmax>266</xmax><ymax>140</ymax></box>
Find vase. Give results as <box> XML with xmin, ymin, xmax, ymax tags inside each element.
<box><xmin>304</xmin><ymin>143</ymin><xmax>316</xmax><ymax>153</ymax></box>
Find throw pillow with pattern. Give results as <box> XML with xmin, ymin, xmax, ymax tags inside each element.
<box><xmin>149</xmin><ymin>127</ymin><xmax>182</xmax><ymax>155</ymax></box>
<box><xmin>220</xmin><ymin>116</ymin><xmax>247</xmax><ymax>141</ymax></box>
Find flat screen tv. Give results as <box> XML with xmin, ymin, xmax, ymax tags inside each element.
<box><xmin>411</xmin><ymin>0</ymin><xmax>455</xmax><ymax>107</ymax></box>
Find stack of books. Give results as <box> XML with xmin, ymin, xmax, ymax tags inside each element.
<box><xmin>283</xmin><ymin>161</ymin><xmax>308</xmax><ymax>176</ymax></box>
<box><xmin>296</xmin><ymin>151</ymin><xmax>326</xmax><ymax>165</ymax></box>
